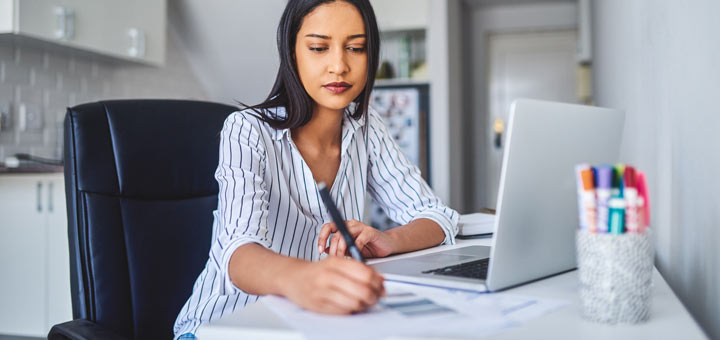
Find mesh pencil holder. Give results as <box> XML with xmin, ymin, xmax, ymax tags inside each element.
<box><xmin>576</xmin><ymin>230</ymin><xmax>654</xmax><ymax>324</ymax></box>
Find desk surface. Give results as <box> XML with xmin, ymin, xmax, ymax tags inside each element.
<box><xmin>196</xmin><ymin>238</ymin><xmax>707</xmax><ymax>340</ymax></box>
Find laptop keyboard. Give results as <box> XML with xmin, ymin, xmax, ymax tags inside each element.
<box><xmin>421</xmin><ymin>258</ymin><xmax>490</xmax><ymax>280</ymax></box>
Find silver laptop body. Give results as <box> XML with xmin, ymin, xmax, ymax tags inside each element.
<box><xmin>371</xmin><ymin>99</ymin><xmax>625</xmax><ymax>292</ymax></box>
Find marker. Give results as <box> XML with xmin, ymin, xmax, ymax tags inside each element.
<box><xmin>612</xmin><ymin>164</ymin><xmax>625</xmax><ymax>198</ymax></box>
<box><xmin>623</xmin><ymin>166</ymin><xmax>639</xmax><ymax>233</ymax></box>
<box><xmin>578</xmin><ymin>166</ymin><xmax>597</xmax><ymax>232</ymax></box>
<box><xmin>591</xmin><ymin>166</ymin><xmax>598</xmax><ymax>191</ymax></box>
<box><xmin>317</xmin><ymin>182</ymin><xmax>365</xmax><ymax>262</ymax></box>
<box><xmin>636</xmin><ymin>171</ymin><xmax>650</xmax><ymax>232</ymax></box>
<box><xmin>595</xmin><ymin>166</ymin><xmax>613</xmax><ymax>233</ymax></box>
<box><xmin>614</xmin><ymin>163</ymin><xmax>626</xmax><ymax>176</ymax></box>
<box><xmin>608</xmin><ymin>197</ymin><xmax>626</xmax><ymax>234</ymax></box>
<box><xmin>575</xmin><ymin>164</ymin><xmax>590</xmax><ymax>231</ymax></box>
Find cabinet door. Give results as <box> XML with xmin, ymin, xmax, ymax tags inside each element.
<box><xmin>16</xmin><ymin>0</ymin><xmax>166</xmax><ymax>65</ymax></box>
<box><xmin>60</xmin><ymin>0</ymin><xmax>116</xmax><ymax>55</ymax></box>
<box><xmin>45</xmin><ymin>176</ymin><xmax>72</xmax><ymax>331</ymax></box>
<box><xmin>16</xmin><ymin>0</ymin><xmax>64</xmax><ymax>41</ymax></box>
<box><xmin>16</xmin><ymin>0</ymin><xmax>106</xmax><ymax>51</ymax></box>
<box><xmin>129</xmin><ymin>0</ymin><xmax>166</xmax><ymax>65</ymax></box>
<box><xmin>0</xmin><ymin>176</ymin><xmax>48</xmax><ymax>337</ymax></box>
<box><xmin>370</xmin><ymin>0</ymin><xmax>428</xmax><ymax>31</ymax></box>
<box><xmin>101</xmin><ymin>0</ymin><xmax>166</xmax><ymax>65</ymax></box>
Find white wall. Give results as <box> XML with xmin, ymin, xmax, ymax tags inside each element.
<box><xmin>427</xmin><ymin>0</ymin><xmax>467</xmax><ymax>208</ymax></box>
<box><xmin>592</xmin><ymin>0</ymin><xmax>720</xmax><ymax>338</ymax></box>
<box><xmin>168</xmin><ymin>0</ymin><xmax>286</xmax><ymax>105</ymax></box>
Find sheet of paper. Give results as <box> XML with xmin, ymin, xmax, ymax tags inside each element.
<box><xmin>263</xmin><ymin>281</ymin><xmax>568</xmax><ymax>340</ymax></box>
<box><xmin>458</xmin><ymin>212</ymin><xmax>496</xmax><ymax>235</ymax></box>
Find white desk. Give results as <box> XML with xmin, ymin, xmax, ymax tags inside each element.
<box><xmin>196</xmin><ymin>238</ymin><xmax>707</xmax><ymax>339</ymax></box>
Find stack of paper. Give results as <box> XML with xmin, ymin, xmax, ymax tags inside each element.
<box><xmin>458</xmin><ymin>212</ymin><xmax>496</xmax><ymax>236</ymax></box>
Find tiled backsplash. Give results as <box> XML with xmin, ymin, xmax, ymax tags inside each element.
<box><xmin>0</xmin><ymin>32</ymin><xmax>209</xmax><ymax>162</ymax></box>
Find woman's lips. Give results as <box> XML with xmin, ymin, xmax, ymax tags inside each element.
<box><xmin>324</xmin><ymin>82</ymin><xmax>352</xmax><ymax>94</ymax></box>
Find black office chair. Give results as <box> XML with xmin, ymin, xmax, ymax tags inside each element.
<box><xmin>48</xmin><ymin>100</ymin><xmax>238</xmax><ymax>340</ymax></box>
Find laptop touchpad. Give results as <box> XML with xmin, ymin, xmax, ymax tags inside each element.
<box><xmin>407</xmin><ymin>245</ymin><xmax>490</xmax><ymax>264</ymax></box>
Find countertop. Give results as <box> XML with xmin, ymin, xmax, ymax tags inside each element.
<box><xmin>0</xmin><ymin>165</ymin><xmax>64</xmax><ymax>174</ymax></box>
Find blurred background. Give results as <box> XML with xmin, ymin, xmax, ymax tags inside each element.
<box><xmin>0</xmin><ymin>0</ymin><xmax>718</xmax><ymax>339</ymax></box>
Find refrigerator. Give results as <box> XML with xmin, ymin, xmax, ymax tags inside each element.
<box><xmin>367</xmin><ymin>83</ymin><xmax>430</xmax><ymax>230</ymax></box>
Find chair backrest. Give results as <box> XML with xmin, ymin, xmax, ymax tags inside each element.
<box><xmin>63</xmin><ymin>100</ymin><xmax>237</xmax><ymax>339</ymax></box>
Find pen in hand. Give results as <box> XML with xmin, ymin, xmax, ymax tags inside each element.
<box><xmin>317</xmin><ymin>182</ymin><xmax>365</xmax><ymax>263</ymax></box>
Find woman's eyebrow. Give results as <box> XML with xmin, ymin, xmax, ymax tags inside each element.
<box><xmin>304</xmin><ymin>33</ymin><xmax>366</xmax><ymax>40</ymax></box>
<box><xmin>305</xmin><ymin>33</ymin><xmax>330</xmax><ymax>39</ymax></box>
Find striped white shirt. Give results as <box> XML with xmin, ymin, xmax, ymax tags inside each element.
<box><xmin>173</xmin><ymin>104</ymin><xmax>459</xmax><ymax>338</ymax></box>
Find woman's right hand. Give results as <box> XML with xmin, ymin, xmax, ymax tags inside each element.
<box><xmin>281</xmin><ymin>257</ymin><xmax>386</xmax><ymax>314</ymax></box>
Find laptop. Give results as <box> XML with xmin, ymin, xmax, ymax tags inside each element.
<box><xmin>371</xmin><ymin>99</ymin><xmax>625</xmax><ymax>292</ymax></box>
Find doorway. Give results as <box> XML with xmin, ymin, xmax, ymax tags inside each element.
<box><xmin>485</xmin><ymin>29</ymin><xmax>579</xmax><ymax>207</ymax></box>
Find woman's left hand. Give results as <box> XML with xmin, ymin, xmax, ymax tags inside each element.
<box><xmin>317</xmin><ymin>220</ymin><xmax>396</xmax><ymax>258</ymax></box>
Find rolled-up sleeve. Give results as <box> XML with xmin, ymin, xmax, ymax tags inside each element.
<box><xmin>366</xmin><ymin>110</ymin><xmax>459</xmax><ymax>245</ymax></box>
<box><xmin>210</xmin><ymin>112</ymin><xmax>271</xmax><ymax>294</ymax></box>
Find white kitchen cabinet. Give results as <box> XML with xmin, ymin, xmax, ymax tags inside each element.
<box><xmin>370</xmin><ymin>0</ymin><xmax>428</xmax><ymax>31</ymax></box>
<box><xmin>104</xmin><ymin>0</ymin><xmax>166</xmax><ymax>63</ymax></box>
<box><xmin>0</xmin><ymin>173</ymin><xmax>70</xmax><ymax>337</ymax></box>
<box><xmin>0</xmin><ymin>0</ymin><xmax>166</xmax><ymax>66</ymax></box>
<box><xmin>44</xmin><ymin>174</ymin><xmax>71</xmax><ymax>333</ymax></box>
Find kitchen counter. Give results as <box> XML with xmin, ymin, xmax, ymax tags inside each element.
<box><xmin>0</xmin><ymin>165</ymin><xmax>64</xmax><ymax>174</ymax></box>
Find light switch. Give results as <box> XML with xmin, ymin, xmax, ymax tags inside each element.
<box><xmin>15</xmin><ymin>102</ymin><xmax>43</xmax><ymax>132</ymax></box>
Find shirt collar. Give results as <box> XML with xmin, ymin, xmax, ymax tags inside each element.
<box><xmin>271</xmin><ymin>102</ymin><xmax>366</xmax><ymax>141</ymax></box>
<box><xmin>270</xmin><ymin>107</ymin><xmax>289</xmax><ymax>141</ymax></box>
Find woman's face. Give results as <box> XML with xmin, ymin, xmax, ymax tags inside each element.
<box><xmin>295</xmin><ymin>1</ymin><xmax>368</xmax><ymax>113</ymax></box>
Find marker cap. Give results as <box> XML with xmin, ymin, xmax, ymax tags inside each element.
<box><xmin>624</xmin><ymin>166</ymin><xmax>637</xmax><ymax>189</ymax></box>
<box><xmin>612</xmin><ymin>165</ymin><xmax>625</xmax><ymax>197</ymax></box>
<box><xmin>581</xmin><ymin>169</ymin><xmax>595</xmax><ymax>190</ymax></box>
<box><xmin>596</xmin><ymin>166</ymin><xmax>613</xmax><ymax>189</ymax></box>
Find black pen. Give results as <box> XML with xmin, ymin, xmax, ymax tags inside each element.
<box><xmin>317</xmin><ymin>182</ymin><xmax>365</xmax><ymax>262</ymax></box>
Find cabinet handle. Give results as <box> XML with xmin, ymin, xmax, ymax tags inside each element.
<box><xmin>54</xmin><ymin>6</ymin><xmax>75</xmax><ymax>40</ymax></box>
<box><xmin>36</xmin><ymin>181</ymin><xmax>43</xmax><ymax>212</ymax></box>
<box><xmin>128</xmin><ymin>28</ymin><xmax>146</xmax><ymax>58</ymax></box>
<box><xmin>48</xmin><ymin>182</ymin><xmax>54</xmax><ymax>213</ymax></box>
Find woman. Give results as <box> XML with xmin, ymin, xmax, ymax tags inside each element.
<box><xmin>174</xmin><ymin>0</ymin><xmax>458</xmax><ymax>338</ymax></box>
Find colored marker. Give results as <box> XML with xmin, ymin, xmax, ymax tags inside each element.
<box><xmin>623</xmin><ymin>166</ymin><xmax>639</xmax><ymax>233</ymax></box>
<box><xmin>637</xmin><ymin>196</ymin><xmax>646</xmax><ymax>232</ymax></box>
<box><xmin>636</xmin><ymin>171</ymin><xmax>650</xmax><ymax>232</ymax></box>
<box><xmin>612</xmin><ymin>164</ymin><xmax>625</xmax><ymax>198</ymax></box>
<box><xmin>608</xmin><ymin>197</ymin><xmax>626</xmax><ymax>234</ymax></box>
<box><xmin>595</xmin><ymin>166</ymin><xmax>613</xmax><ymax>233</ymax></box>
<box><xmin>615</xmin><ymin>163</ymin><xmax>625</xmax><ymax>176</ymax></box>
<box><xmin>575</xmin><ymin>164</ymin><xmax>589</xmax><ymax>231</ymax></box>
<box><xmin>592</xmin><ymin>166</ymin><xmax>598</xmax><ymax>190</ymax></box>
<box><xmin>580</xmin><ymin>167</ymin><xmax>597</xmax><ymax>232</ymax></box>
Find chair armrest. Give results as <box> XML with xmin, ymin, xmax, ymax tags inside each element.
<box><xmin>48</xmin><ymin>319</ymin><xmax>128</xmax><ymax>340</ymax></box>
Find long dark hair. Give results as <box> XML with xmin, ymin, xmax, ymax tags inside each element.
<box><xmin>242</xmin><ymin>0</ymin><xmax>380</xmax><ymax>129</ymax></box>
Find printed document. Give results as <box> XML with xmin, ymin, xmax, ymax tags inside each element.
<box><xmin>264</xmin><ymin>281</ymin><xmax>568</xmax><ymax>339</ymax></box>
